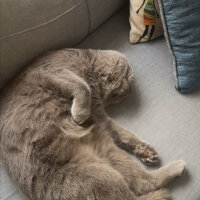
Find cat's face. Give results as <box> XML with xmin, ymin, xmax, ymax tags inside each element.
<box><xmin>95</xmin><ymin>50</ymin><xmax>134</xmax><ymax>105</ymax></box>
<box><xmin>107</xmin><ymin>65</ymin><xmax>133</xmax><ymax>105</ymax></box>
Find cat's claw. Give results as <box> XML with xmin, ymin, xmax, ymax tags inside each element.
<box><xmin>141</xmin><ymin>154</ymin><xmax>159</xmax><ymax>166</ymax></box>
<box><xmin>134</xmin><ymin>143</ymin><xmax>160</xmax><ymax>166</ymax></box>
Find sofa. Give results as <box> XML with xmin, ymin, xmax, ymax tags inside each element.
<box><xmin>1</xmin><ymin>1</ymin><xmax>200</xmax><ymax>200</ymax></box>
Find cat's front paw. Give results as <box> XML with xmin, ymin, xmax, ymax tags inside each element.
<box><xmin>72</xmin><ymin>112</ymin><xmax>89</xmax><ymax>125</ymax></box>
<box><xmin>71</xmin><ymin>108</ymin><xmax>90</xmax><ymax>125</ymax></box>
<box><xmin>134</xmin><ymin>143</ymin><xmax>160</xmax><ymax>166</ymax></box>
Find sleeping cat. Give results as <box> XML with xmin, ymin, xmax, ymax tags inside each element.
<box><xmin>0</xmin><ymin>49</ymin><xmax>185</xmax><ymax>200</ymax></box>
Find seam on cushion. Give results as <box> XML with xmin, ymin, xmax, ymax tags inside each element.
<box><xmin>0</xmin><ymin>1</ymin><xmax>84</xmax><ymax>41</ymax></box>
<box><xmin>158</xmin><ymin>0</ymin><xmax>179</xmax><ymax>90</ymax></box>
<box><xmin>84</xmin><ymin>0</ymin><xmax>91</xmax><ymax>34</ymax></box>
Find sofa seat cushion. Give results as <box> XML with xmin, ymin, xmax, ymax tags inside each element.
<box><xmin>86</xmin><ymin>0</ymin><xmax>127</xmax><ymax>32</ymax></box>
<box><xmin>79</xmin><ymin>6</ymin><xmax>200</xmax><ymax>200</ymax></box>
<box><xmin>1</xmin><ymin>0</ymin><xmax>84</xmax><ymax>38</ymax></box>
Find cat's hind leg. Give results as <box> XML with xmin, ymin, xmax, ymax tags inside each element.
<box><xmin>32</xmin><ymin>159</ymin><xmax>136</xmax><ymax>200</ymax></box>
<box><xmin>105</xmin><ymin>145</ymin><xmax>185</xmax><ymax>196</ymax></box>
<box><xmin>31</xmin><ymin>132</ymin><xmax>136</xmax><ymax>200</ymax></box>
<box><xmin>150</xmin><ymin>160</ymin><xmax>186</xmax><ymax>189</ymax></box>
<box><xmin>136</xmin><ymin>189</ymin><xmax>171</xmax><ymax>200</ymax></box>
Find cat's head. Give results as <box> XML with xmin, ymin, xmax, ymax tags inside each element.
<box><xmin>93</xmin><ymin>50</ymin><xmax>134</xmax><ymax>105</ymax></box>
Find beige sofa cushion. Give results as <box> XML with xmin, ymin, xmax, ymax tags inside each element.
<box><xmin>86</xmin><ymin>0</ymin><xmax>127</xmax><ymax>32</ymax></box>
<box><xmin>0</xmin><ymin>0</ymin><xmax>89</xmax><ymax>90</ymax></box>
<box><xmin>0</xmin><ymin>0</ymin><xmax>127</xmax><ymax>90</ymax></box>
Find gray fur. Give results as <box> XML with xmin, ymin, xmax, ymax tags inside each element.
<box><xmin>0</xmin><ymin>49</ymin><xmax>185</xmax><ymax>200</ymax></box>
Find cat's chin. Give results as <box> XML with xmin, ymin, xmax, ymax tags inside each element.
<box><xmin>59</xmin><ymin>124</ymin><xmax>92</xmax><ymax>138</ymax></box>
<box><xmin>104</xmin><ymin>94</ymin><xmax>128</xmax><ymax>107</ymax></box>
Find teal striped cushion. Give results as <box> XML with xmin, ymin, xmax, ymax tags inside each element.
<box><xmin>158</xmin><ymin>0</ymin><xmax>200</xmax><ymax>93</ymax></box>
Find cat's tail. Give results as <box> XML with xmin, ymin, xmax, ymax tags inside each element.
<box><xmin>136</xmin><ymin>189</ymin><xmax>171</xmax><ymax>200</ymax></box>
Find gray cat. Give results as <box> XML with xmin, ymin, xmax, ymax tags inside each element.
<box><xmin>0</xmin><ymin>49</ymin><xmax>185</xmax><ymax>200</ymax></box>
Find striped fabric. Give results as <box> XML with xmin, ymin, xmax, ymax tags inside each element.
<box><xmin>143</xmin><ymin>0</ymin><xmax>156</xmax><ymax>26</ymax></box>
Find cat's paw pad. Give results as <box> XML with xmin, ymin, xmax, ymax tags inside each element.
<box><xmin>135</xmin><ymin>143</ymin><xmax>160</xmax><ymax>166</ymax></box>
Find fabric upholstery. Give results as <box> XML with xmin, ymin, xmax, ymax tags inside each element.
<box><xmin>0</xmin><ymin>0</ymin><xmax>89</xmax><ymax>88</ymax></box>
<box><xmin>79</xmin><ymin>7</ymin><xmax>200</xmax><ymax>200</ymax></box>
<box><xmin>0</xmin><ymin>0</ymin><xmax>89</xmax><ymax>90</ymax></box>
<box><xmin>0</xmin><ymin>0</ymin><xmax>83</xmax><ymax>37</ymax></box>
<box><xmin>0</xmin><ymin>0</ymin><xmax>127</xmax><ymax>91</ymax></box>
<box><xmin>129</xmin><ymin>0</ymin><xmax>163</xmax><ymax>44</ymax></box>
<box><xmin>1</xmin><ymin>6</ymin><xmax>200</xmax><ymax>200</ymax></box>
<box><xmin>158</xmin><ymin>0</ymin><xmax>200</xmax><ymax>93</ymax></box>
<box><xmin>86</xmin><ymin>0</ymin><xmax>127</xmax><ymax>32</ymax></box>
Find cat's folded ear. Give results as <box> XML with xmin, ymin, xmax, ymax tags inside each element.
<box><xmin>71</xmin><ymin>82</ymin><xmax>91</xmax><ymax>125</ymax></box>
